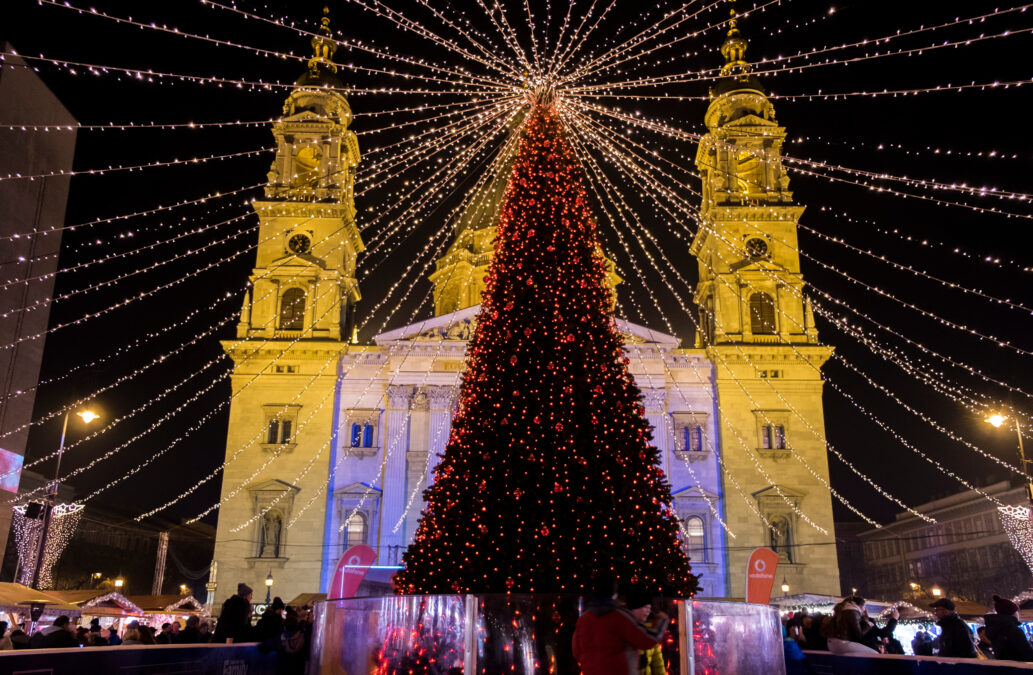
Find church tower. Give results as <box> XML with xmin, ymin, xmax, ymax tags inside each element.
<box><xmin>210</xmin><ymin>9</ymin><xmax>363</xmax><ymax>605</ymax></box>
<box><xmin>690</xmin><ymin>7</ymin><xmax>839</xmax><ymax>595</ymax></box>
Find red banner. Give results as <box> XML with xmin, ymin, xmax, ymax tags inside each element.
<box><xmin>328</xmin><ymin>545</ymin><xmax>377</xmax><ymax>599</ymax></box>
<box><xmin>745</xmin><ymin>547</ymin><xmax>779</xmax><ymax>605</ymax></box>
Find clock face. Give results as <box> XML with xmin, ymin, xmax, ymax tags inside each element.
<box><xmin>745</xmin><ymin>237</ymin><xmax>769</xmax><ymax>259</ymax></box>
<box><xmin>288</xmin><ymin>233</ymin><xmax>312</xmax><ymax>254</ymax></box>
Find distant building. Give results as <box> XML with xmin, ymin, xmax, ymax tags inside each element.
<box><xmin>856</xmin><ymin>481</ymin><xmax>1032</xmax><ymax>603</ymax></box>
<box><xmin>834</xmin><ymin>521</ymin><xmax>868</xmax><ymax>596</ymax></box>
<box><xmin>0</xmin><ymin>45</ymin><xmax>77</xmax><ymax>565</ymax></box>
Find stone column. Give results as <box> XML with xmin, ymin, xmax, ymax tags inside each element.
<box><xmin>641</xmin><ymin>388</ymin><xmax>669</xmax><ymax>476</ymax></box>
<box><xmin>403</xmin><ymin>388</ymin><xmax>431</xmax><ymax>543</ymax></box>
<box><xmin>379</xmin><ymin>384</ymin><xmax>413</xmax><ymax>561</ymax></box>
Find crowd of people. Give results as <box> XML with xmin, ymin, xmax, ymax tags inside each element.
<box><xmin>572</xmin><ymin>577</ymin><xmax>671</xmax><ymax>675</ymax></box>
<box><xmin>0</xmin><ymin>580</ymin><xmax>313</xmax><ymax>675</ymax></box>
<box><xmin>783</xmin><ymin>592</ymin><xmax>1033</xmax><ymax>667</ymax></box>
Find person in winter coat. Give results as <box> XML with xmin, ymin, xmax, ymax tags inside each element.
<box><xmin>29</xmin><ymin>616</ymin><xmax>78</xmax><ymax>649</ymax></box>
<box><xmin>985</xmin><ymin>594</ymin><xmax>1033</xmax><ymax>662</ymax></box>
<box><xmin>622</xmin><ymin>584</ymin><xmax>665</xmax><ymax>675</ymax></box>
<box><xmin>930</xmin><ymin>598</ymin><xmax>976</xmax><ymax>659</ymax></box>
<box><xmin>572</xmin><ymin>576</ymin><xmax>669</xmax><ymax>675</ymax></box>
<box><xmin>214</xmin><ymin>583</ymin><xmax>254</xmax><ymax>644</ymax></box>
<box><xmin>255</xmin><ymin>596</ymin><xmax>286</xmax><ymax>650</ymax></box>
<box><xmin>827</xmin><ymin>596</ymin><xmax>878</xmax><ymax>655</ymax></box>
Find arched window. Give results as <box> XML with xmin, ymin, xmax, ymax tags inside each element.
<box><xmin>259</xmin><ymin>510</ymin><xmax>283</xmax><ymax>558</ymax></box>
<box><xmin>686</xmin><ymin>516</ymin><xmax>706</xmax><ymax>562</ymax></box>
<box><xmin>363</xmin><ymin>423</ymin><xmax>374</xmax><ymax>448</ymax></box>
<box><xmin>278</xmin><ymin>288</ymin><xmax>306</xmax><ymax>331</ymax></box>
<box><xmin>702</xmin><ymin>296</ymin><xmax>715</xmax><ymax>344</ymax></box>
<box><xmin>344</xmin><ymin>512</ymin><xmax>368</xmax><ymax>549</ymax></box>
<box><xmin>350</xmin><ymin>423</ymin><xmax>362</xmax><ymax>447</ymax></box>
<box><xmin>749</xmin><ymin>292</ymin><xmax>776</xmax><ymax>335</ymax></box>
<box><xmin>770</xmin><ymin>516</ymin><xmax>792</xmax><ymax>562</ymax></box>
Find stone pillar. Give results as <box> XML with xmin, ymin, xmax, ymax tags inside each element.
<box><xmin>404</xmin><ymin>388</ymin><xmax>431</xmax><ymax>543</ymax></box>
<box><xmin>379</xmin><ymin>385</ymin><xmax>413</xmax><ymax>561</ymax></box>
<box><xmin>641</xmin><ymin>388</ymin><xmax>669</xmax><ymax>476</ymax></box>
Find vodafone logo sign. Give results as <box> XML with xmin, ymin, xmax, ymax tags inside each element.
<box><xmin>753</xmin><ymin>559</ymin><xmax>767</xmax><ymax>573</ymax></box>
<box><xmin>745</xmin><ymin>548</ymin><xmax>779</xmax><ymax>604</ymax></box>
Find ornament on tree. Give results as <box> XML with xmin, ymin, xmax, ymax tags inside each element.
<box><xmin>394</xmin><ymin>104</ymin><xmax>698</xmax><ymax>597</ymax></box>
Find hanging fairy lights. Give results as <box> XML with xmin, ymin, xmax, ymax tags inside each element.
<box><xmin>12</xmin><ymin>502</ymin><xmax>85</xmax><ymax>589</ymax></box>
<box><xmin>998</xmin><ymin>505</ymin><xmax>1033</xmax><ymax>574</ymax></box>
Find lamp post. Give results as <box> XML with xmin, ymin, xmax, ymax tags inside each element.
<box><xmin>180</xmin><ymin>584</ymin><xmax>188</xmax><ymax>595</ymax></box>
<box><xmin>985</xmin><ymin>412</ymin><xmax>1033</xmax><ymax>505</ymax></box>
<box><xmin>114</xmin><ymin>577</ymin><xmax>124</xmax><ymax>591</ymax></box>
<box><xmin>30</xmin><ymin>409</ymin><xmax>99</xmax><ymax>589</ymax></box>
<box><xmin>265</xmin><ymin>571</ymin><xmax>273</xmax><ymax>604</ymax></box>
<box><xmin>780</xmin><ymin>578</ymin><xmax>790</xmax><ymax>596</ymax></box>
<box><xmin>931</xmin><ymin>586</ymin><xmax>943</xmax><ymax>598</ymax></box>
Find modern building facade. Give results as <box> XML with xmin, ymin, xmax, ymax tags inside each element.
<box><xmin>0</xmin><ymin>45</ymin><xmax>77</xmax><ymax>567</ymax></box>
<box><xmin>856</xmin><ymin>481</ymin><xmax>1033</xmax><ymax>603</ymax></box>
<box><xmin>211</xmin><ymin>14</ymin><xmax>841</xmax><ymax>602</ymax></box>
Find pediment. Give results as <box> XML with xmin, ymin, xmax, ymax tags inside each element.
<box><xmin>672</xmin><ymin>485</ymin><xmax>719</xmax><ymax>502</ymax></box>
<box><xmin>334</xmin><ymin>482</ymin><xmax>381</xmax><ymax>498</ymax></box>
<box><xmin>375</xmin><ymin>306</ymin><xmax>680</xmax><ymax>347</ymax></box>
<box><xmin>282</xmin><ymin>110</ymin><xmax>328</xmax><ymax>124</ymax></box>
<box><xmin>249</xmin><ymin>478</ymin><xmax>300</xmax><ymax>494</ymax></box>
<box><xmin>752</xmin><ymin>484</ymin><xmax>806</xmax><ymax>500</ymax></box>
<box><xmin>725</xmin><ymin>114</ymin><xmax>777</xmax><ymax>129</ymax></box>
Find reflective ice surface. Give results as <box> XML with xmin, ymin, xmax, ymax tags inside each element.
<box><xmin>311</xmin><ymin>595</ymin><xmax>784</xmax><ymax>675</ymax></box>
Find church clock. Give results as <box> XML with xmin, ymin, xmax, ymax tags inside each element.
<box><xmin>287</xmin><ymin>232</ymin><xmax>312</xmax><ymax>255</ymax></box>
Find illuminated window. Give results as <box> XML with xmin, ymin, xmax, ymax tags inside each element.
<box><xmin>749</xmin><ymin>292</ymin><xmax>776</xmax><ymax>335</ymax></box>
<box><xmin>278</xmin><ymin>288</ymin><xmax>306</xmax><ymax>331</ymax></box>
<box><xmin>686</xmin><ymin>516</ymin><xmax>706</xmax><ymax>562</ymax></box>
<box><xmin>344</xmin><ymin>512</ymin><xmax>368</xmax><ymax>548</ymax></box>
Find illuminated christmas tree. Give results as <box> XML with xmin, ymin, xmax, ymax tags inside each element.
<box><xmin>395</xmin><ymin>104</ymin><xmax>697</xmax><ymax>597</ymax></box>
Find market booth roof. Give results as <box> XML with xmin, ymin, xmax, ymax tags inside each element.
<box><xmin>287</xmin><ymin>593</ymin><xmax>326</xmax><ymax>608</ymax></box>
<box><xmin>0</xmin><ymin>582</ymin><xmax>81</xmax><ymax>615</ymax></box>
<box><xmin>43</xmin><ymin>590</ymin><xmax>143</xmax><ymax>616</ymax></box>
<box><xmin>124</xmin><ymin>594</ymin><xmax>205</xmax><ymax>615</ymax></box>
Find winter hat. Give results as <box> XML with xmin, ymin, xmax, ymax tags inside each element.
<box><xmin>237</xmin><ymin>582</ymin><xmax>253</xmax><ymax>597</ymax></box>
<box><xmin>623</xmin><ymin>583</ymin><xmax>653</xmax><ymax>611</ymax></box>
<box><xmin>929</xmin><ymin>598</ymin><xmax>955</xmax><ymax>611</ymax></box>
<box><xmin>271</xmin><ymin>596</ymin><xmax>285</xmax><ymax>611</ymax></box>
<box><xmin>993</xmin><ymin>594</ymin><xmax>1019</xmax><ymax>616</ymax></box>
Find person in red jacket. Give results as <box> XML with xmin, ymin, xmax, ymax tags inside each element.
<box><xmin>572</xmin><ymin>577</ymin><xmax>669</xmax><ymax>675</ymax></box>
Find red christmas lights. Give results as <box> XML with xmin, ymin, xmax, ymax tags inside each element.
<box><xmin>394</xmin><ymin>105</ymin><xmax>697</xmax><ymax>597</ymax></box>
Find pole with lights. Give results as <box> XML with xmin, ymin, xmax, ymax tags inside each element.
<box><xmin>30</xmin><ymin>409</ymin><xmax>99</xmax><ymax>589</ymax></box>
<box><xmin>781</xmin><ymin>578</ymin><xmax>790</xmax><ymax>596</ymax></box>
<box><xmin>986</xmin><ymin>412</ymin><xmax>1032</xmax><ymax>506</ymax></box>
<box><xmin>265</xmin><ymin>571</ymin><xmax>273</xmax><ymax>605</ymax></box>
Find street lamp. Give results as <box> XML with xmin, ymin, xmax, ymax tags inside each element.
<box><xmin>30</xmin><ymin>408</ymin><xmax>100</xmax><ymax>589</ymax></box>
<box><xmin>114</xmin><ymin>577</ymin><xmax>124</xmax><ymax>590</ymax></box>
<box><xmin>265</xmin><ymin>571</ymin><xmax>274</xmax><ymax>604</ymax></box>
<box><xmin>781</xmin><ymin>578</ymin><xmax>790</xmax><ymax>595</ymax></box>
<box><xmin>180</xmin><ymin>584</ymin><xmax>188</xmax><ymax>595</ymax></box>
<box><xmin>931</xmin><ymin>586</ymin><xmax>943</xmax><ymax>597</ymax></box>
<box><xmin>985</xmin><ymin>411</ymin><xmax>1032</xmax><ymax>505</ymax></box>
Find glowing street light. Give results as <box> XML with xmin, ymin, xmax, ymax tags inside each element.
<box><xmin>985</xmin><ymin>411</ymin><xmax>1032</xmax><ymax>505</ymax></box>
<box><xmin>931</xmin><ymin>586</ymin><xmax>943</xmax><ymax>597</ymax></box>
<box><xmin>180</xmin><ymin>584</ymin><xmax>188</xmax><ymax>595</ymax></box>
<box><xmin>780</xmin><ymin>578</ymin><xmax>790</xmax><ymax>595</ymax></box>
<box><xmin>265</xmin><ymin>571</ymin><xmax>274</xmax><ymax>604</ymax></box>
<box><xmin>114</xmin><ymin>577</ymin><xmax>124</xmax><ymax>590</ymax></box>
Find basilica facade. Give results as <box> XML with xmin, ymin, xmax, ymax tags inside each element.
<box><xmin>209</xmin><ymin>16</ymin><xmax>840</xmax><ymax>604</ymax></box>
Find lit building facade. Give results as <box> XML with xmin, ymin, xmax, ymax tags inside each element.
<box><xmin>210</xmin><ymin>15</ymin><xmax>840</xmax><ymax>602</ymax></box>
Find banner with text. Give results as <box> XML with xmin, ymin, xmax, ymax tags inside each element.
<box><xmin>745</xmin><ymin>547</ymin><xmax>779</xmax><ymax>605</ymax></box>
<box><xmin>329</xmin><ymin>545</ymin><xmax>377</xmax><ymax>600</ymax></box>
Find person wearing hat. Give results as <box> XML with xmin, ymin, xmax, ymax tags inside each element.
<box><xmin>213</xmin><ymin>582</ymin><xmax>254</xmax><ymax>644</ymax></box>
<box><xmin>572</xmin><ymin>576</ymin><xmax>669</xmax><ymax>675</ymax></box>
<box><xmin>929</xmin><ymin>597</ymin><xmax>976</xmax><ymax>659</ymax></box>
<box><xmin>623</xmin><ymin>585</ymin><xmax>665</xmax><ymax>675</ymax></box>
<box><xmin>255</xmin><ymin>596</ymin><xmax>286</xmax><ymax>651</ymax></box>
<box><xmin>985</xmin><ymin>594</ymin><xmax>1033</xmax><ymax>662</ymax></box>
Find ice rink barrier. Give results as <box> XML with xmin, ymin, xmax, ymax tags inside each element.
<box><xmin>311</xmin><ymin>594</ymin><xmax>785</xmax><ymax>675</ymax></box>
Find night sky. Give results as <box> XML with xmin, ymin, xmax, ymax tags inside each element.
<box><xmin>2</xmin><ymin>0</ymin><xmax>1032</xmax><ymax>535</ymax></box>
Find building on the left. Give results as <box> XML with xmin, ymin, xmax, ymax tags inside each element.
<box><xmin>0</xmin><ymin>44</ymin><xmax>77</xmax><ymax>569</ymax></box>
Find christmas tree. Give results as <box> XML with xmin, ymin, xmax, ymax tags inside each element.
<box><xmin>394</xmin><ymin>104</ymin><xmax>698</xmax><ymax>597</ymax></box>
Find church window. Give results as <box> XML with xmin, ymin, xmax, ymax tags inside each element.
<box><xmin>760</xmin><ymin>424</ymin><xmax>786</xmax><ymax>449</ymax></box>
<box><xmin>702</xmin><ymin>296</ymin><xmax>715</xmax><ymax>344</ymax></box>
<box><xmin>770</xmin><ymin>516</ymin><xmax>793</xmax><ymax>562</ymax></box>
<box><xmin>363</xmin><ymin>423</ymin><xmax>374</xmax><ymax>448</ymax></box>
<box><xmin>344</xmin><ymin>512</ymin><xmax>368</xmax><ymax>549</ymax></box>
<box><xmin>685</xmin><ymin>516</ymin><xmax>706</xmax><ymax>562</ymax></box>
<box><xmin>749</xmin><ymin>292</ymin><xmax>776</xmax><ymax>335</ymax></box>
<box><xmin>278</xmin><ymin>288</ymin><xmax>306</xmax><ymax>331</ymax></box>
<box><xmin>261</xmin><ymin>404</ymin><xmax>301</xmax><ymax>450</ymax></box>
<box><xmin>344</xmin><ymin>410</ymin><xmax>381</xmax><ymax>457</ymax></box>
<box><xmin>351</xmin><ymin>423</ymin><xmax>362</xmax><ymax>447</ymax></box>
<box><xmin>684</xmin><ymin>426</ymin><xmax>704</xmax><ymax>452</ymax></box>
